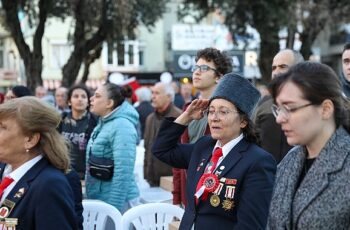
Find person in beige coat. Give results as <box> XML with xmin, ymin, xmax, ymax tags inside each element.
<box><xmin>267</xmin><ymin>61</ymin><xmax>350</xmax><ymax>229</ymax></box>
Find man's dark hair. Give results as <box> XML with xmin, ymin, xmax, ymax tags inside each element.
<box><xmin>195</xmin><ymin>47</ymin><xmax>232</xmax><ymax>76</ymax></box>
<box><xmin>342</xmin><ymin>42</ymin><xmax>350</xmax><ymax>54</ymax></box>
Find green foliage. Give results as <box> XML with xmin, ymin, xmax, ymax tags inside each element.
<box><xmin>18</xmin><ymin>0</ymin><xmax>71</xmax><ymax>27</ymax></box>
<box><xmin>0</xmin><ymin>0</ymin><xmax>167</xmax><ymax>88</ymax></box>
<box><xmin>61</xmin><ymin>0</ymin><xmax>168</xmax><ymax>86</ymax></box>
<box><xmin>179</xmin><ymin>0</ymin><xmax>292</xmax><ymax>38</ymax></box>
<box><xmin>179</xmin><ymin>0</ymin><xmax>294</xmax><ymax>82</ymax></box>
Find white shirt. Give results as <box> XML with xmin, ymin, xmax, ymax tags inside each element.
<box><xmin>213</xmin><ymin>133</ymin><xmax>244</xmax><ymax>170</ymax></box>
<box><xmin>1</xmin><ymin>155</ymin><xmax>43</xmax><ymax>204</ymax></box>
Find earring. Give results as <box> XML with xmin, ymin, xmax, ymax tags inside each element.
<box><xmin>25</xmin><ymin>149</ymin><xmax>29</xmax><ymax>153</ymax></box>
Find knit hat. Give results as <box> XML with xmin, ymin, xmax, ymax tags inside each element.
<box><xmin>12</xmin><ymin>85</ymin><xmax>32</xmax><ymax>98</ymax></box>
<box><xmin>210</xmin><ymin>73</ymin><xmax>261</xmax><ymax>117</ymax></box>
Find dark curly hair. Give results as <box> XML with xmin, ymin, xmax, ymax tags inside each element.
<box><xmin>195</xmin><ymin>47</ymin><xmax>233</xmax><ymax>76</ymax></box>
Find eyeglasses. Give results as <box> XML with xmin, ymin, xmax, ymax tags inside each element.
<box><xmin>271</xmin><ymin>103</ymin><xmax>314</xmax><ymax>119</ymax></box>
<box><xmin>203</xmin><ymin>108</ymin><xmax>238</xmax><ymax>119</ymax></box>
<box><xmin>191</xmin><ymin>65</ymin><xmax>218</xmax><ymax>73</ymax></box>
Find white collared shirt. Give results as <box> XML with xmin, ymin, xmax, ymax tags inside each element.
<box><xmin>213</xmin><ymin>133</ymin><xmax>244</xmax><ymax>170</ymax></box>
<box><xmin>1</xmin><ymin>155</ymin><xmax>43</xmax><ymax>204</ymax></box>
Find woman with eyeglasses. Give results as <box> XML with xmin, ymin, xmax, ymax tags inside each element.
<box><xmin>267</xmin><ymin>61</ymin><xmax>350</xmax><ymax>229</ymax></box>
<box><xmin>152</xmin><ymin>73</ymin><xmax>276</xmax><ymax>230</ymax></box>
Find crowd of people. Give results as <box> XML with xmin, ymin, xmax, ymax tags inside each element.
<box><xmin>0</xmin><ymin>43</ymin><xmax>349</xmax><ymax>229</ymax></box>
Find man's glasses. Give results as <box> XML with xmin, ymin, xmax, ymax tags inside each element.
<box><xmin>271</xmin><ymin>103</ymin><xmax>314</xmax><ymax>119</ymax></box>
<box><xmin>191</xmin><ymin>65</ymin><xmax>218</xmax><ymax>74</ymax></box>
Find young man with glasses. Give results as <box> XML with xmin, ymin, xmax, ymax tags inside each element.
<box><xmin>172</xmin><ymin>47</ymin><xmax>232</xmax><ymax>207</ymax></box>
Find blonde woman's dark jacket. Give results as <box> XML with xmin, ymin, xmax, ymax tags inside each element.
<box><xmin>267</xmin><ymin>127</ymin><xmax>350</xmax><ymax>229</ymax></box>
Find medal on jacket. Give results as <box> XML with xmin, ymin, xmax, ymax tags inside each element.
<box><xmin>0</xmin><ymin>199</ymin><xmax>15</xmax><ymax>218</ymax></box>
<box><xmin>225</xmin><ymin>186</ymin><xmax>235</xmax><ymax>199</ymax></box>
<box><xmin>0</xmin><ymin>218</ymin><xmax>18</xmax><ymax>229</ymax></box>
<box><xmin>210</xmin><ymin>180</ymin><xmax>224</xmax><ymax>207</ymax></box>
<box><xmin>210</xmin><ymin>194</ymin><xmax>220</xmax><ymax>207</ymax></box>
<box><xmin>195</xmin><ymin>173</ymin><xmax>220</xmax><ymax>201</ymax></box>
<box><xmin>196</xmin><ymin>159</ymin><xmax>206</xmax><ymax>172</ymax></box>
<box><xmin>222</xmin><ymin>186</ymin><xmax>235</xmax><ymax>211</ymax></box>
<box><xmin>0</xmin><ymin>186</ymin><xmax>26</xmax><ymax>219</ymax></box>
<box><xmin>222</xmin><ymin>199</ymin><xmax>234</xmax><ymax>211</ymax></box>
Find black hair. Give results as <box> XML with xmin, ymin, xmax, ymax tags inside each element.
<box><xmin>67</xmin><ymin>84</ymin><xmax>92</xmax><ymax>109</ymax></box>
<box><xmin>103</xmin><ymin>82</ymin><xmax>127</xmax><ymax>109</ymax></box>
<box><xmin>122</xmin><ymin>85</ymin><xmax>133</xmax><ymax>99</ymax></box>
<box><xmin>342</xmin><ymin>42</ymin><xmax>350</xmax><ymax>54</ymax></box>
<box><xmin>12</xmin><ymin>85</ymin><xmax>32</xmax><ymax>97</ymax></box>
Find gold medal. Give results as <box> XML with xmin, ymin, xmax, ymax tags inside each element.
<box><xmin>210</xmin><ymin>194</ymin><xmax>220</xmax><ymax>207</ymax></box>
<box><xmin>222</xmin><ymin>199</ymin><xmax>234</xmax><ymax>211</ymax></box>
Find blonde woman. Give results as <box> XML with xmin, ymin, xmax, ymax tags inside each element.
<box><xmin>0</xmin><ymin>97</ymin><xmax>76</xmax><ymax>229</ymax></box>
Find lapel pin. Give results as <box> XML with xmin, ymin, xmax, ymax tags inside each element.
<box><xmin>14</xmin><ymin>188</ymin><xmax>25</xmax><ymax>199</ymax></box>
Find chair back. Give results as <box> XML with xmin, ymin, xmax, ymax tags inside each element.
<box><xmin>83</xmin><ymin>199</ymin><xmax>122</xmax><ymax>230</ymax></box>
<box><xmin>121</xmin><ymin>203</ymin><xmax>184</xmax><ymax>230</ymax></box>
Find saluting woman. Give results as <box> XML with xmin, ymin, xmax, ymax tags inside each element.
<box><xmin>152</xmin><ymin>74</ymin><xmax>276</xmax><ymax>230</ymax></box>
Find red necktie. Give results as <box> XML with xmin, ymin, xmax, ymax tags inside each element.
<box><xmin>208</xmin><ymin>147</ymin><xmax>223</xmax><ymax>173</ymax></box>
<box><xmin>0</xmin><ymin>177</ymin><xmax>14</xmax><ymax>199</ymax></box>
<box><xmin>195</xmin><ymin>147</ymin><xmax>223</xmax><ymax>203</ymax></box>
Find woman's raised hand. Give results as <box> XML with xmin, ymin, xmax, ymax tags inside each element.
<box><xmin>174</xmin><ymin>99</ymin><xmax>209</xmax><ymax>125</ymax></box>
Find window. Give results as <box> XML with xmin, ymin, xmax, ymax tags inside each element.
<box><xmin>50</xmin><ymin>44</ymin><xmax>71</xmax><ymax>69</ymax></box>
<box><xmin>104</xmin><ymin>40</ymin><xmax>144</xmax><ymax>67</ymax></box>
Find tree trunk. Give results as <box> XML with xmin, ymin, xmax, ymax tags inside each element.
<box><xmin>299</xmin><ymin>33</ymin><xmax>313</xmax><ymax>60</ymax></box>
<box><xmin>257</xmin><ymin>30</ymin><xmax>280</xmax><ymax>84</ymax></box>
<box><xmin>61</xmin><ymin>49</ymin><xmax>84</xmax><ymax>87</ymax></box>
<box><xmin>23</xmin><ymin>54</ymin><xmax>43</xmax><ymax>93</ymax></box>
<box><xmin>1</xmin><ymin>0</ymin><xmax>48</xmax><ymax>91</ymax></box>
<box><xmin>81</xmin><ymin>61</ymin><xmax>90</xmax><ymax>84</ymax></box>
<box><xmin>62</xmin><ymin>0</ymin><xmax>108</xmax><ymax>87</ymax></box>
<box><xmin>286</xmin><ymin>26</ymin><xmax>296</xmax><ymax>49</ymax></box>
<box><xmin>299</xmin><ymin>4</ymin><xmax>328</xmax><ymax>60</ymax></box>
<box><xmin>81</xmin><ymin>45</ymin><xmax>103</xmax><ymax>84</ymax></box>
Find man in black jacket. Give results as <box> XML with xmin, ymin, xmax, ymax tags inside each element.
<box><xmin>253</xmin><ymin>49</ymin><xmax>304</xmax><ymax>163</ymax></box>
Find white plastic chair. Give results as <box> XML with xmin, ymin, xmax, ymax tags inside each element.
<box><xmin>121</xmin><ymin>203</ymin><xmax>184</xmax><ymax>230</ymax></box>
<box><xmin>83</xmin><ymin>199</ymin><xmax>122</xmax><ymax>230</ymax></box>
